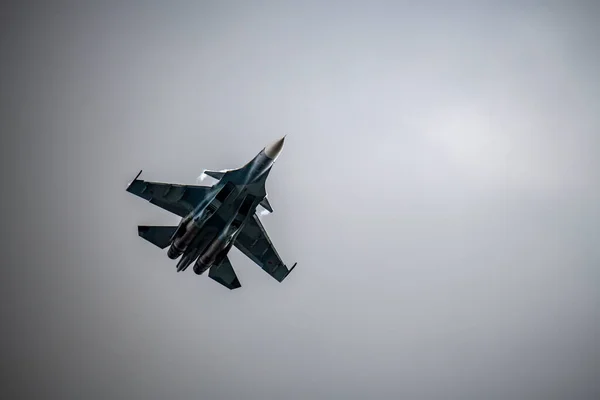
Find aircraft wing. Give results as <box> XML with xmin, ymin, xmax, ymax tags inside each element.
<box><xmin>234</xmin><ymin>214</ymin><xmax>297</xmax><ymax>282</ymax></box>
<box><xmin>126</xmin><ymin>170</ymin><xmax>211</xmax><ymax>217</ymax></box>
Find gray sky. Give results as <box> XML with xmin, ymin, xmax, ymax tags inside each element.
<box><xmin>2</xmin><ymin>1</ymin><xmax>599</xmax><ymax>399</ymax></box>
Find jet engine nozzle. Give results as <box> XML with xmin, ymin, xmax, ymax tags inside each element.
<box><xmin>168</xmin><ymin>220</ymin><xmax>200</xmax><ymax>259</ymax></box>
<box><xmin>167</xmin><ymin>244</ymin><xmax>183</xmax><ymax>259</ymax></box>
<box><xmin>193</xmin><ymin>261</ymin><xmax>211</xmax><ymax>275</ymax></box>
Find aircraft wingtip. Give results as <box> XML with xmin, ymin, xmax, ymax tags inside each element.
<box><xmin>126</xmin><ymin>170</ymin><xmax>143</xmax><ymax>190</ymax></box>
<box><xmin>284</xmin><ymin>262</ymin><xmax>297</xmax><ymax>279</ymax></box>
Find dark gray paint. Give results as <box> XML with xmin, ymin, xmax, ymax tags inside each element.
<box><xmin>1</xmin><ymin>1</ymin><xmax>599</xmax><ymax>399</ymax></box>
<box><xmin>126</xmin><ymin>138</ymin><xmax>296</xmax><ymax>285</ymax></box>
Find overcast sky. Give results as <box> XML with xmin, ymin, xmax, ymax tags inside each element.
<box><xmin>2</xmin><ymin>1</ymin><xmax>599</xmax><ymax>399</ymax></box>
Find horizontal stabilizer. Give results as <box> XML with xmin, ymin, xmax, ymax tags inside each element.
<box><xmin>259</xmin><ymin>197</ymin><xmax>273</xmax><ymax>213</ymax></box>
<box><xmin>138</xmin><ymin>225</ymin><xmax>177</xmax><ymax>249</ymax></box>
<box><xmin>203</xmin><ymin>170</ymin><xmax>225</xmax><ymax>180</ymax></box>
<box><xmin>209</xmin><ymin>256</ymin><xmax>241</xmax><ymax>290</ymax></box>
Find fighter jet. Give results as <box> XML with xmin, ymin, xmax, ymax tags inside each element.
<box><xmin>126</xmin><ymin>136</ymin><xmax>297</xmax><ymax>290</ymax></box>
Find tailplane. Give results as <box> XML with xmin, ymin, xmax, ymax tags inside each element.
<box><xmin>138</xmin><ymin>226</ymin><xmax>177</xmax><ymax>249</ymax></box>
<box><xmin>209</xmin><ymin>256</ymin><xmax>241</xmax><ymax>290</ymax></box>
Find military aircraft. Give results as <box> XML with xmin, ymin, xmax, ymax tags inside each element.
<box><xmin>126</xmin><ymin>136</ymin><xmax>297</xmax><ymax>290</ymax></box>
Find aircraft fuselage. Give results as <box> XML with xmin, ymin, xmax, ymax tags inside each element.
<box><xmin>167</xmin><ymin>139</ymin><xmax>284</xmax><ymax>274</ymax></box>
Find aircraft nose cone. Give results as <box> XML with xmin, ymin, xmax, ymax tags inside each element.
<box><xmin>264</xmin><ymin>136</ymin><xmax>286</xmax><ymax>160</ymax></box>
